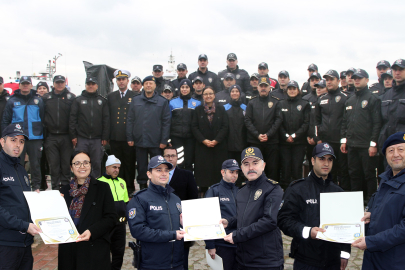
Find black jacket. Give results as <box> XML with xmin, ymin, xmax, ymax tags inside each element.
<box><xmin>107</xmin><ymin>90</ymin><xmax>137</xmax><ymax>141</ymax></box>
<box><xmin>0</xmin><ymin>90</ymin><xmax>10</xmax><ymax>135</ymax></box>
<box><xmin>218</xmin><ymin>66</ymin><xmax>250</xmax><ymax>93</ymax></box>
<box><xmin>245</xmin><ymin>89</ymin><xmax>259</xmax><ymax>104</ymax></box>
<box><xmin>301</xmin><ymin>80</ymin><xmax>311</xmax><ymax>96</ymax></box>
<box><xmin>215</xmin><ymin>89</ymin><xmax>246</xmax><ymax>107</ymax></box>
<box><xmin>341</xmin><ymin>86</ymin><xmax>381</xmax><ymax>148</ymax></box>
<box><xmin>169</xmin><ymin>167</ymin><xmax>198</xmax><ymax>201</ymax></box>
<box><xmin>59</xmin><ymin>177</ymin><xmax>117</xmax><ymax>270</ymax></box>
<box><xmin>126</xmin><ymin>91</ymin><xmax>171</xmax><ymax>147</ymax></box>
<box><xmin>277</xmin><ymin>172</ymin><xmax>351</xmax><ymax>268</ymax></box>
<box><xmin>169</xmin><ymin>94</ymin><xmax>201</xmax><ymax>139</ymax></box>
<box><xmin>188</xmin><ymin>68</ymin><xmax>222</xmax><ymax>92</ymax></box>
<box><xmin>369</xmin><ymin>79</ymin><xmax>385</xmax><ymax>96</ymax></box>
<box><xmin>302</xmin><ymin>90</ymin><xmax>319</xmax><ymax>139</ymax></box>
<box><xmin>315</xmin><ymin>89</ymin><xmax>348</xmax><ymax>144</ymax></box>
<box><xmin>279</xmin><ymin>96</ymin><xmax>310</xmax><ymax>145</ymax></box>
<box><xmin>127</xmin><ymin>182</ymin><xmax>183</xmax><ymax>269</ymax></box>
<box><xmin>155</xmin><ymin>77</ymin><xmax>175</xmax><ymax>95</ymax></box>
<box><xmin>224</xmin><ymin>100</ymin><xmax>247</xmax><ymax>151</ymax></box>
<box><xmin>205</xmin><ymin>179</ymin><xmax>238</xmax><ymax>249</ymax></box>
<box><xmin>345</xmin><ymin>85</ymin><xmax>356</xmax><ymax>97</ymax></box>
<box><xmin>245</xmin><ymin>94</ymin><xmax>283</xmax><ymax>144</ymax></box>
<box><xmin>191</xmin><ymin>92</ymin><xmax>203</xmax><ymax>103</ymax></box>
<box><xmin>69</xmin><ymin>90</ymin><xmax>110</xmax><ymax>140</ymax></box>
<box><xmin>0</xmin><ymin>150</ymin><xmax>33</xmax><ymax>247</ymax></box>
<box><xmin>227</xmin><ymin>173</ymin><xmax>284</xmax><ymax>268</ymax></box>
<box><xmin>43</xmin><ymin>88</ymin><xmax>76</xmax><ymax>135</ymax></box>
<box><xmin>271</xmin><ymin>88</ymin><xmax>286</xmax><ymax>100</ymax></box>
<box><xmin>172</xmin><ymin>76</ymin><xmax>187</xmax><ymax>97</ymax></box>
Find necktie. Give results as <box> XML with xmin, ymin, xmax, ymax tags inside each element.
<box><xmin>121</xmin><ymin>92</ymin><xmax>124</xmax><ymax>98</ymax></box>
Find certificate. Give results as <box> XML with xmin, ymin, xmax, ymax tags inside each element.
<box><xmin>182</xmin><ymin>197</ymin><xmax>227</xmax><ymax>241</ymax></box>
<box><xmin>316</xmin><ymin>191</ymin><xmax>364</xmax><ymax>244</ymax></box>
<box><xmin>24</xmin><ymin>191</ymin><xmax>79</xmax><ymax>244</ymax></box>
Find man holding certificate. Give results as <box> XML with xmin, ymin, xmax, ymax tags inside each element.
<box><xmin>278</xmin><ymin>143</ymin><xmax>351</xmax><ymax>270</ymax></box>
<box><xmin>221</xmin><ymin>147</ymin><xmax>284</xmax><ymax>270</ymax></box>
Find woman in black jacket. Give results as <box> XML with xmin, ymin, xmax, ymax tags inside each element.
<box><xmin>192</xmin><ymin>86</ymin><xmax>229</xmax><ymax>196</ymax></box>
<box><xmin>58</xmin><ymin>151</ymin><xmax>117</xmax><ymax>270</ymax></box>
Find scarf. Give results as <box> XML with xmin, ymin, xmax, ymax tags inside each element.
<box><xmin>68</xmin><ymin>176</ymin><xmax>91</xmax><ymax>225</ymax></box>
<box><xmin>204</xmin><ymin>102</ymin><xmax>216</xmax><ymax>124</ymax></box>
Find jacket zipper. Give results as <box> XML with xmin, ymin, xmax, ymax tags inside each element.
<box><xmin>242</xmin><ymin>189</ymin><xmax>252</xmax><ymax>227</ymax></box>
<box><xmin>164</xmin><ymin>197</ymin><xmax>174</xmax><ymax>268</ymax></box>
<box><xmin>14</xmin><ymin>167</ymin><xmax>28</xmax><ymax>247</ymax></box>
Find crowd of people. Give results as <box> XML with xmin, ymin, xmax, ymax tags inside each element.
<box><xmin>0</xmin><ymin>53</ymin><xmax>405</xmax><ymax>270</ymax></box>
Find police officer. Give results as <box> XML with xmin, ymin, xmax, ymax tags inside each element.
<box><xmin>221</xmin><ymin>147</ymin><xmax>284</xmax><ymax>270</ymax></box>
<box><xmin>43</xmin><ymin>75</ymin><xmax>76</xmax><ymax>190</ymax></box>
<box><xmin>205</xmin><ymin>159</ymin><xmax>239</xmax><ymax>270</ymax></box>
<box><xmin>308</xmin><ymin>72</ymin><xmax>322</xmax><ymax>94</ymax></box>
<box><xmin>315</xmin><ymin>70</ymin><xmax>350</xmax><ymax>190</ymax></box>
<box><xmin>172</xmin><ymin>63</ymin><xmax>188</xmax><ymax>96</ymax></box>
<box><xmin>0</xmin><ymin>76</ymin><xmax>10</xmax><ymax>139</ymax></box>
<box><xmin>369</xmin><ymin>60</ymin><xmax>390</xmax><ymax>95</ymax></box>
<box><xmin>278</xmin><ymin>143</ymin><xmax>351</xmax><ymax>270</ymax></box>
<box><xmin>381</xmin><ymin>69</ymin><xmax>394</xmax><ymax>91</ymax></box>
<box><xmin>218</xmin><ymin>53</ymin><xmax>250</xmax><ymax>93</ymax></box>
<box><xmin>127</xmin><ymin>76</ymin><xmax>171</xmax><ymax>190</ymax></box>
<box><xmin>301</xmin><ymin>63</ymin><xmax>319</xmax><ymax>96</ymax></box>
<box><xmin>152</xmin><ymin>64</ymin><xmax>175</xmax><ymax>95</ymax></box>
<box><xmin>0</xmin><ymin>124</ymin><xmax>41</xmax><ymax>270</ymax></box>
<box><xmin>216</xmin><ymin>74</ymin><xmax>246</xmax><ymax>106</ymax></box>
<box><xmin>341</xmin><ymin>69</ymin><xmax>381</xmax><ymax>203</ymax></box>
<box><xmin>98</xmin><ymin>155</ymin><xmax>128</xmax><ymax>270</ymax></box>
<box><xmin>353</xmin><ymin>132</ymin><xmax>405</xmax><ymax>269</ymax></box>
<box><xmin>345</xmin><ymin>67</ymin><xmax>356</xmax><ymax>96</ymax></box>
<box><xmin>188</xmin><ymin>54</ymin><xmax>222</xmax><ymax>92</ymax></box>
<box><xmin>191</xmin><ymin>76</ymin><xmax>205</xmax><ymax>102</ymax></box>
<box><xmin>279</xmin><ymin>80</ymin><xmax>310</xmax><ymax>189</ymax></box>
<box><xmin>2</xmin><ymin>76</ymin><xmax>45</xmax><ymax>191</ymax></box>
<box><xmin>108</xmin><ymin>70</ymin><xmax>137</xmax><ymax>195</ymax></box>
<box><xmin>69</xmin><ymin>77</ymin><xmax>110</xmax><ymax>178</ymax></box>
<box><xmin>245</xmin><ymin>77</ymin><xmax>283</xmax><ymax>181</ymax></box>
<box><xmin>340</xmin><ymin>71</ymin><xmax>347</xmax><ymax>91</ymax></box>
<box><xmin>162</xmin><ymin>84</ymin><xmax>174</xmax><ymax>100</ymax></box>
<box><xmin>130</xmin><ymin>76</ymin><xmax>142</xmax><ymax>95</ymax></box>
<box><xmin>378</xmin><ymin>59</ymin><xmax>405</xmax><ymax>158</ymax></box>
<box><xmin>245</xmin><ymin>73</ymin><xmax>260</xmax><ymax>103</ymax></box>
<box><xmin>127</xmin><ymin>155</ymin><xmax>185</xmax><ymax>270</ymax></box>
<box><xmin>257</xmin><ymin>62</ymin><xmax>280</xmax><ymax>89</ymax></box>
<box><xmin>276</xmin><ymin>70</ymin><xmax>290</xmax><ymax>99</ymax></box>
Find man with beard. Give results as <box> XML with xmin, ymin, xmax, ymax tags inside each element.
<box><xmin>130</xmin><ymin>76</ymin><xmax>142</xmax><ymax>95</ymax></box>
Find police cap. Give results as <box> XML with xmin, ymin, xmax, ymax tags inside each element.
<box><xmin>241</xmin><ymin>147</ymin><xmax>264</xmax><ymax>162</ymax></box>
<box><xmin>148</xmin><ymin>155</ymin><xmax>173</xmax><ymax>170</ymax></box>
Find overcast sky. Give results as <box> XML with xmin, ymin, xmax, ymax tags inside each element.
<box><xmin>1</xmin><ymin>0</ymin><xmax>403</xmax><ymax>95</ymax></box>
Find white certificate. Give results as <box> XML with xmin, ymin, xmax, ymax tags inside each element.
<box><xmin>182</xmin><ymin>197</ymin><xmax>226</xmax><ymax>241</ymax></box>
<box><xmin>316</xmin><ymin>191</ymin><xmax>364</xmax><ymax>244</ymax></box>
<box><xmin>24</xmin><ymin>190</ymin><xmax>79</xmax><ymax>244</ymax></box>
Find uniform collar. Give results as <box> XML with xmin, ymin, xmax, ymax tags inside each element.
<box><xmin>309</xmin><ymin>170</ymin><xmax>332</xmax><ymax>187</ymax></box>
<box><xmin>246</xmin><ymin>173</ymin><xmax>266</xmax><ymax>187</ymax></box>
<box><xmin>149</xmin><ymin>181</ymin><xmax>175</xmax><ymax>195</ymax></box>
<box><xmin>0</xmin><ymin>150</ymin><xmax>21</xmax><ymax>166</ymax></box>
<box><xmin>220</xmin><ymin>179</ymin><xmax>236</xmax><ymax>189</ymax></box>
<box><xmin>102</xmin><ymin>172</ymin><xmax>119</xmax><ymax>181</ymax></box>
<box><xmin>355</xmin><ymin>86</ymin><xmax>369</xmax><ymax>96</ymax></box>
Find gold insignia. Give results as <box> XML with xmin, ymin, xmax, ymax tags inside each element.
<box><xmin>268</xmin><ymin>179</ymin><xmax>279</xmax><ymax>185</ymax></box>
<box><xmin>261</xmin><ymin>77</ymin><xmax>267</xmax><ymax>83</ymax></box>
<box><xmin>128</xmin><ymin>98</ymin><xmax>132</xmax><ymax>103</ymax></box>
<box><xmin>361</xmin><ymin>100</ymin><xmax>368</xmax><ymax>108</ymax></box>
<box><xmin>268</xmin><ymin>102</ymin><xmax>273</xmax><ymax>108</ymax></box>
<box><xmin>254</xmin><ymin>189</ymin><xmax>262</xmax><ymax>200</ymax></box>
<box><xmin>403</xmin><ymin>134</ymin><xmax>405</xmax><ymax>141</ymax></box>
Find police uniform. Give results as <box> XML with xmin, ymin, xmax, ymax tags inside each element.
<box><xmin>153</xmin><ymin>64</ymin><xmax>175</xmax><ymax>95</ymax></box>
<box><xmin>369</xmin><ymin>60</ymin><xmax>391</xmax><ymax>96</ymax></box>
<box><xmin>341</xmin><ymin>69</ymin><xmax>381</xmax><ymax>202</ymax></box>
<box><xmin>215</xmin><ymin>74</ymin><xmax>247</xmax><ymax>106</ymax></box>
<box><xmin>98</xmin><ymin>155</ymin><xmax>129</xmax><ymax>270</ymax></box>
<box><xmin>188</xmin><ymin>54</ymin><xmax>222</xmax><ymax>92</ymax></box>
<box><xmin>226</xmin><ymin>147</ymin><xmax>284</xmax><ymax>269</ymax></box>
<box><xmin>127</xmin><ymin>156</ymin><xmax>183</xmax><ymax>270</ymax></box>
<box><xmin>278</xmin><ymin>143</ymin><xmax>351</xmax><ymax>270</ymax></box>
<box><xmin>301</xmin><ymin>64</ymin><xmax>319</xmax><ymax>96</ymax></box>
<box><xmin>108</xmin><ymin>70</ymin><xmax>137</xmax><ymax>194</ymax></box>
<box><xmin>314</xmin><ymin>70</ymin><xmax>350</xmax><ymax>190</ymax></box>
<box><xmin>218</xmin><ymin>53</ymin><xmax>250</xmax><ymax>93</ymax></box>
<box><xmin>0</xmin><ymin>78</ymin><xmax>10</xmax><ymax>137</ymax></box>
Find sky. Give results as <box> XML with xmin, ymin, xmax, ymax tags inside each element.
<box><xmin>1</xmin><ymin>0</ymin><xmax>404</xmax><ymax>96</ymax></box>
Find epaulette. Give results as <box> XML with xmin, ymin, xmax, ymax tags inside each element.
<box><xmin>209</xmin><ymin>183</ymin><xmax>220</xmax><ymax>189</ymax></box>
<box><xmin>270</xmin><ymin>95</ymin><xmax>280</xmax><ymax>100</ymax></box>
<box><xmin>132</xmin><ymin>188</ymin><xmax>148</xmax><ymax>197</ymax></box>
<box><xmin>370</xmin><ymin>83</ymin><xmax>378</xmax><ymax>87</ymax></box>
<box><xmin>340</xmin><ymin>91</ymin><xmax>348</xmax><ymax>97</ymax></box>
<box><xmin>267</xmin><ymin>179</ymin><xmax>279</xmax><ymax>185</ymax></box>
<box><xmin>98</xmin><ymin>94</ymin><xmax>107</xmax><ymax>100</ymax></box>
<box><xmin>290</xmin><ymin>178</ymin><xmax>306</xmax><ymax>187</ymax></box>
<box><xmin>249</xmin><ymin>96</ymin><xmax>258</xmax><ymax>100</ymax></box>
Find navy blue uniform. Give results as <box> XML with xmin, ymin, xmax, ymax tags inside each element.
<box><xmin>362</xmin><ymin>167</ymin><xmax>405</xmax><ymax>270</ymax></box>
<box><xmin>127</xmin><ymin>182</ymin><xmax>183</xmax><ymax>270</ymax></box>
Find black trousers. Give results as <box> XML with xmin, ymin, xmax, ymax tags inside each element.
<box><xmin>40</xmin><ymin>146</ymin><xmax>48</xmax><ymax>190</ymax></box>
<box><xmin>136</xmin><ymin>147</ymin><xmax>161</xmax><ymax>185</ymax></box>
<box><xmin>109</xmin><ymin>223</ymin><xmax>126</xmax><ymax>270</ymax></box>
<box><xmin>171</xmin><ymin>136</ymin><xmax>195</xmax><ymax>172</ymax></box>
<box><xmin>237</xmin><ymin>263</ymin><xmax>283</xmax><ymax>270</ymax></box>
<box><xmin>250</xmin><ymin>143</ymin><xmax>280</xmax><ymax>181</ymax></box>
<box><xmin>216</xmin><ymin>245</ymin><xmax>237</xmax><ymax>270</ymax></box>
<box><xmin>348</xmin><ymin>147</ymin><xmax>377</xmax><ymax>203</ymax></box>
<box><xmin>328</xmin><ymin>143</ymin><xmax>350</xmax><ymax>190</ymax></box>
<box><xmin>306</xmin><ymin>143</ymin><xmax>316</xmax><ymax>172</ymax></box>
<box><xmin>20</xmin><ymin>139</ymin><xmax>43</xmax><ymax>191</ymax></box>
<box><xmin>294</xmin><ymin>259</ymin><xmax>340</xmax><ymax>270</ymax></box>
<box><xmin>280</xmin><ymin>144</ymin><xmax>306</xmax><ymax>190</ymax></box>
<box><xmin>110</xmin><ymin>140</ymin><xmax>136</xmax><ymax>192</ymax></box>
<box><xmin>0</xmin><ymin>245</ymin><xmax>33</xmax><ymax>270</ymax></box>
<box><xmin>45</xmin><ymin>134</ymin><xmax>73</xmax><ymax>189</ymax></box>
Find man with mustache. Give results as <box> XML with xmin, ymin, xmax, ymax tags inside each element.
<box><xmin>278</xmin><ymin>143</ymin><xmax>351</xmax><ymax>270</ymax></box>
<box><xmin>221</xmin><ymin>147</ymin><xmax>284</xmax><ymax>270</ymax></box>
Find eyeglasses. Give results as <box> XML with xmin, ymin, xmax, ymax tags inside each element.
<box><xmin>72</xmin><ymin>160</ymin><xmax>91</xmax><ymax>168</ymax></box>
<box><xmin>203</xmin><ymin>93</ymin><xmax>214</xmax><ymax>96</ymax></box>
<box><xmin>163</xmin><ymin>154</ymin><xmax>177</xmax><ymax>159</ymax></box>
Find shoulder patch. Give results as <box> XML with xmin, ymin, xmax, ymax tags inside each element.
<box><xmin>341</xmin><ymin>92</ymin><xmax>348</xmax><ymax>97</ymax></box>
<box><xmin>271</xmin><ymin>95</ymin><xmax>280</xmax><ymax>100</ymax></box>
<box><xmin>267</xmin><ymin>179</ymin><xmax>279</xmax><ymax>185</ymax></box>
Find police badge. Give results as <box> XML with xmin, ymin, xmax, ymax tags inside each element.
<box><xmin>361</xmin><ymin>100</ymin><xmax>368</xmax><ymax>108</ymax></box>
<box><xmin>335</xmin><ymin>96</ymin><xmax>341</xmax><ymax>103</ymax></box>
<box><xmin>176</xmin><ymin>203</ymin><xmax>182</xmax><ymax>213</ymax></box>
<box><xmin>67</xmin><ymin>94</ymin><xmax>72</xmax><ymax>99</ymax></box>
<box><xmin>254</xmin><ymin>189</ymin><xmax>262</xmax><ymax>200</ymax></box>
<box><xmin>24</xmin><ymin>176</ymin><xmax>30</xmax><ymax>186</ymax></box>
<box><xmin>98</xmin><ymin>100</ymin><xmax>102</xmax><ymax>105</ymax></box>
<box><xmin>34</xmin><ymin>99</ymin><xmax>39</xmax><ymax>104</ymax></box>
<box><xmin>268</xmin><ymin>102</ymin><xmax>273</xmax><ymax>108</ymax></box>
<box><xmin>297</xmin><ymin>105</ymin><xmax>302</xmax><ymax>111</ymax></box>
<box><xmin>208</xmin><ymin>78</ymin><xmax>213</xmax><ymax>83</ymax></box>
<box><xmin>120</xmin><ymin>183</ymin><xmax>125</xmax><ymax>189</ymax></box>
<box><xmin>192</xmin><ymin>102</ymin><xmax>196</xmax><ymax>106</ymax></box>
<box><xmin>236</xmin><ymin>74</ymin><xmax>240</xmax><ymax>79</ymax></box>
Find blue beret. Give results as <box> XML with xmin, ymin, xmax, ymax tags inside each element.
<box><xmin>142</xmin><ymin>76</ymin><xmax>155</xmax><ymax>85</ymax></box>
<box><xmin>382</xmin><ymin>132</ymin><xmax>405</xmax><ymax>155</ymax></box>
